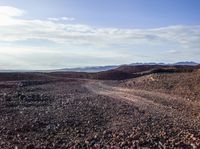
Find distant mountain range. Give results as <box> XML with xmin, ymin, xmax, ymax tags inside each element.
<box><xmin>130</xmin><ymin>61</ymin><xmax>199</xmax><ymax>66</ymax></box>
<box><xmin>58</xmin><ymin>61</ymin><xmax>199</xmax><ymax>72</ymax></box>
<box><xmin>0</xmin><ymin>61</ymin><xmax>199</xmax><ymax>73</ymax></box>
<box><xmin>58</xmin><ymin>65</ymin><xmax>119</xmax><ymax>72</ymax></box>
<box><xmin>173</xmin><ymin>61</ymin><xmax>199</xmax><ymax>66</ymax></box>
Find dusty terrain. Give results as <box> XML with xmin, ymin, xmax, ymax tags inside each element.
<box><xmin>120</xmin><ymin>70</ymin><xmax>200</xmax><ymax>102</ymax></box>
<box><xmin>0</xmin><ymin>67</ymin><xmax>200</xmax><ymax>149</ymax></box>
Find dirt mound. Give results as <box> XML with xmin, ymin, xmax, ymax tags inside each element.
<box><xmin>94</xmin><ymin>65</ymin><xmax>197</xmax><ymax>80</ymax></box>
<box><xmin>95</xmin><ymin>70</ymin><xmax>135</xmax><ymax>80</ymax></box>
<box><xmin>196</xmin><ymin>64</ymin><xmax>200</xmax><ymax>70</ymax></box>
<box><xmin>115</xmin><ymin>65</ymin><xmax>162</xmax><ymax>73</ymax></box>
<box><xmin>120</xmin><ymin>71</ymin><xmax>200</xmax><ymax>101</ymax></box>
<box><xmin>115</xmin><ymin>65</ymin><xmax>195</xmax><ymax>73</ymax></box>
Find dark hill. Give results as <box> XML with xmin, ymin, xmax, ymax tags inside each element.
<box><xmin>50</xmin><ymin>65</ymin><xmax>197</xmax><ymax>80</ymax></box>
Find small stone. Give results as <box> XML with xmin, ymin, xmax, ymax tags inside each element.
<box><xmin>85</xmin><ymin>140</ymin><xmax>89</xmax><ymax>144</ymax></box>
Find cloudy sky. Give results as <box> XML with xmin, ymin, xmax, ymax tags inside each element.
<box><xmin>0</xmin><ymin>0</ymin><xmax>200</xmax><ymax>70</ymax></box>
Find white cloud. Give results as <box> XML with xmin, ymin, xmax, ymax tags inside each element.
<box><xmin>0</xmin><ymin>6</ymin><xmax>24</xmax><ymax>17</ymax></box>
<box><xmin>0</xmin><ymin>15</ymin><xmax>199</xmax><ymax>48</ymax></box>
<box><xmin>0</xmin><ymin>6</ymin><xmax>25</xmax><ymax>26</ymax></box>
<box><xmin>0</xmin><ymin>45</ymin><xmax>130</xmax><ymax>70</ymax></box>
<box><xmin>0</xmin><ymin>6</ymin><xmax>199</xmax><ymax>48</ymax></box>
<box><xmin>0</xmin><ymin>5</ymin><xmax>200</xmax><ymax>69</ymax></box>
<box><xmin>47</xmin><ymin>18</ymin><xmax>60</xmax><ymax>21</ymax></box>
<box><xmin>61</xmin><ymin>17</ymin><xmax>75</xmax><ymax>21</ymax></box>
<box><xmin>48</xmin><ymin>17</ymin><xmax>75</xmax><ymax>22</ymax></box>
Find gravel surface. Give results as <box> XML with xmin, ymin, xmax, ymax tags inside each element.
<box><xmin>120</xmin><ymin>71</ymin><xmax>200</xmax><ymax>102</ymax></box>
<box><xmin>0</xmin><ymin>74</ymin><xmax>200</xmax><ymax>148</ymax></box>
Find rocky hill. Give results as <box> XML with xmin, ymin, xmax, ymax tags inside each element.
<box><xmin>120</xmin><ymin>70</ymin><xmax>200</xmax><ymax>101</ymax></box>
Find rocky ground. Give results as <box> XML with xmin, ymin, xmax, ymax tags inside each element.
<box><xmin>120</xmin><ymin>71</ymin><xmax>200</xmax><ymax>102</ymax></box>
<box><xmin>0</xmin><ymin>72</ymin><xmax>200</xmax><ymax>149</ymax></box>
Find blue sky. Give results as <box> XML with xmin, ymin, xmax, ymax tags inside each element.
<box><xmin>0</xmin><ymin>0</ymin><xmax>200</xmax><ymax>69</ymax></box>
<box><xmin>1</xmin><ymin>0</ymin><xmax>200</xmax><ymax>28</ymax></box>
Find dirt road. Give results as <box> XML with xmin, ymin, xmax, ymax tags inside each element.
<box><xmin>86</xmin><ymin>80</ymin><xmax>200</xmax><ymax>118</ymax></box>
<box><xmin>85</xmin><ymin>80</ymin><xmax>200</xmax><ymax>148</ymax></box>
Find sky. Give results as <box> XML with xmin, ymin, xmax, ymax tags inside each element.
<box><xmin>0</xmin><ymin>0</ymin><xmax>200</xmax><ymax>70</ymax></box>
